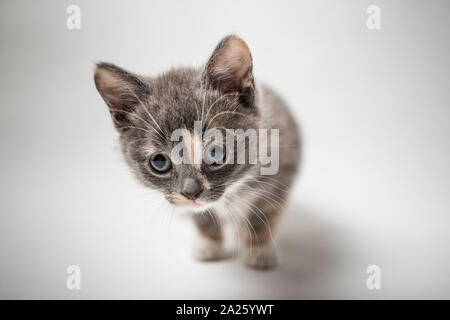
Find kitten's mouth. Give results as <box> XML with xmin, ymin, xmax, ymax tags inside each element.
<box><xmin>168</xmin><ymin>191</ymin><xmax>225</xmax><ymax>212</ymax></box>
<box><xmin>182</xmin><ymin>199</ymin><xmax>207</xmax><ymax>207</ymax></box>
<box><xmin>170</xmin><ymin>197</ymin><xmax>216</xmax><ymax>212</ymax></box>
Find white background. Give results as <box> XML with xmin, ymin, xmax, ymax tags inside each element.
<box><xmin>1</xmin><ymin>0</ymin><xmax>449</xmax><ymax>298</ymax></box>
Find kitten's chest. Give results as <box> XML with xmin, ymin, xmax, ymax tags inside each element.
<box><xmin>211</xmin><ymin>187</ymin><xmax>258</xmax><ymax>223</ymax></box>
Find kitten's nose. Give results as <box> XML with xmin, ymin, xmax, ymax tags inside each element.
<box><xmin>181</xmin><ymin>178</ymin><xmax>204</xmax><ymax>200</ymax></box>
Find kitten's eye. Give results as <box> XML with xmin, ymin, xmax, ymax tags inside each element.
<box><xmin>149</xmin><ymin>153</ymin><xmax>172</xmax><ymax>173</ymax></box>
<box><xmin>205</xmin><ymin>144</ymin><xmax>225</xmax><ymax>166</ymax></box>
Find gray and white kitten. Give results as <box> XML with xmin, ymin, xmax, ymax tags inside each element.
<box><xmin>94</xmin><ymin>35</ymin><xmax>300</xmax><ymax>269</ymax></box>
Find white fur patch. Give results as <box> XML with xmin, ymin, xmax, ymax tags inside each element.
<box><xmin>212</xmin><ymin>173</ymin><xmax>257</xmax><ymax>221</ymax></box>
<box><xmin>181</xmin><ymin>128</ymin><xmax>202</xmax><ymax>168</ymax></box>
<box><xmin>191</xmin><ymin>235</ymin><xmax>224</xmax><ymax>261</ymax></box>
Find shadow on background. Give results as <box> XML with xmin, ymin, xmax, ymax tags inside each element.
<box><xmin>242</xmin><ymin>202</ymin><xmax>354</xmax><ymax>299</ymax></box>
<box><xmin>280</xmin><ymin>203</ymin><xmax>344</xmax><ymax>275</ymax></box>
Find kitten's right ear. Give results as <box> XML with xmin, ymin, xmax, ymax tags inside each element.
<box><xmin>202</xmin><ymin>35</ymin><xmax>255</xmax><ymax>107</ymax></box>
<box><xmin>94</xmin><ymin>62</ymin><xmax>151</xmax><ymax>128</ymax></box>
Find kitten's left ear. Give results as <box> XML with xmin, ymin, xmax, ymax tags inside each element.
<box><xmin>202</xmin><ymin>35</ymin><xmax>255</xmax><ymax>107</ymax></box>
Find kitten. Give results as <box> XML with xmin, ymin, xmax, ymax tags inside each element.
<box><xmin>94</xmin><ymin>35</ymin><xmax>300</xmax><ymax>269</ymax></box>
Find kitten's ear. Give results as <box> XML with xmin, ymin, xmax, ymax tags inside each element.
<box><xmin>202</xmin><ymin>35</ymin><xmax>255</xmax><ymax>107</ymax></box>
<box><xmin>94</xmin><ymin>62</ymin><xmax>151</xmax><ymax>128</ymax></box>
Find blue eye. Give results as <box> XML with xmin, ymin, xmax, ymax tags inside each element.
<box><xmin>150</xmin><ymin>153</ymin><xmax>172</xmax><ymax>173</ymax></box>
<box><xmin>205</xmin><ymin>144</ymin><xmax>225</xmax><ymax>165</ymax></box>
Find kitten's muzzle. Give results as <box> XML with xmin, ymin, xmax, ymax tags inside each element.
<box><xmin>180</xmin><ymin>177</ymin><xmax>204</xmax><ymax>200</ymax></box>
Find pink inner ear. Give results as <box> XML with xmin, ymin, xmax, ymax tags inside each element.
<box><xmin>95</xmin><ymin>69</ymin><xmax>136</xmax><ymax>111</ymax></box>
<box><xmin>209</xmin><ymin>36</ymin><xmax>253</xmax><ymax>91</ymax></box>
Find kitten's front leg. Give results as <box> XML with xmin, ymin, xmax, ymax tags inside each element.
<box><xmin>241</xmin><ymin>196</ymin><xmax>282</xmax><ymax>270</ymax></box>
<box><xmin>191</xmin><ymin>211</ymin><xmax>224</xmax><ymax>261</ymax></box>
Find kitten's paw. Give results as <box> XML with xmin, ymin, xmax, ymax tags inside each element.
<box><xmin>191</xmin><ymin>236</ymin><xmax>224</xmax><ymax>261</ymax></box>
<box><xmin>241</xmin><ymin>242</ymin><xmax>278</xmax><ymax>270</ymax></box>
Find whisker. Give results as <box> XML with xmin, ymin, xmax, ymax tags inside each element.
<box><xmin>224</xmin><ymin>197</ymin><xmax>260</xmax><ymax>258</ymax></box>
<box><xmin>258</xmin><ymin>176</ymin><xmax>290</xmax><ymax>189</ymax></box>
<box><xmin>121</xmin><ymin>82</ymin><xmax>167</xmax><ymax>141</ymax></box>
<box><xmin>116</xmin><ymin>125</ymin><xmax>153</xmax><ymax>134</ymax></box>
<box><xmin>205</xmin><ymin>111</ymin><xmax>249</xmax><ymax>132</ymax></box>
<box><xmin>232</xmin><ymin>195</ymin><xmax>280</xmax><ymax>257</ymax></box>
<box><xmin>240</xmin><ymin>187</ymin><xmax>285</xmax><ymax>210</ymax></box>
<box><xmin>203</xmin><ymin>93</ymin><xmax>237</xmax><ymax>129</ymax></box>
<box><xmin>193</xmin><ymin>100</ymin><xmax>201</xmax><ymax>123</ymax></box>
<box><xmin>108</xmin><ymin>107</ymin><xmax>165</xmax><ymax>140</ymax></box>
<box><xmin>243</xmin><ymin>176</ymin><xmax>289</xmax><ymax>193</ymax></box>
<box><xmin>201</xmin><ymin>90</ymin><xmax>207</xmax><ymax>124</ymax></box>
<box><xmin>206</xmin><ymin>208</ymin><xmax>219</xmax><ymax>228</ymax></box>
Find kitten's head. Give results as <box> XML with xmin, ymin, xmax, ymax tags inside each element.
<box><xmin>94</xmin><ymin>35</ymin><xmax>260</xmax><ymax>211</ymax></box>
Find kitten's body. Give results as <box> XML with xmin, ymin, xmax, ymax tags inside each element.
<box><xmin>94</xmin><ymin>36</ymin><xmax>300</xmax><ymax>269</ymax></box>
